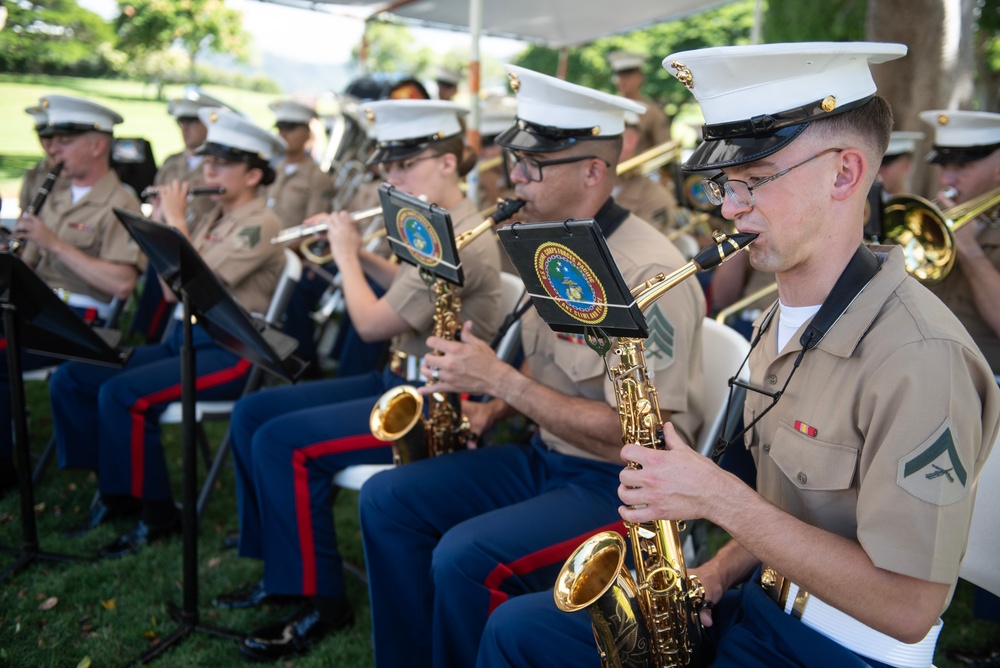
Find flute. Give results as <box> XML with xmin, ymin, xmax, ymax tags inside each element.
<box><xmin>271</xmin><ymin>205</ymin><xmax>383</xmax><ymax>244</ymax></box>
<box><xmin>140</xmin><ymin>185</ymin><xmax>226</xmax><ymax>199</ymax></box>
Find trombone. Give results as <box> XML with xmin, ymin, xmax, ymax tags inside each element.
<box><xmin>882</xmin><ymin>185</ymin><xmax>1000</xmax><ymax>285</ymax></box>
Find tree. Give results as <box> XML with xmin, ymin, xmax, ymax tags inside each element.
<box><xmin>0</xmin><ymin>0</ymin><xmax>116</xmax><ymax>75</ymax></box>
<box><xmin>115</xmin><ymin>0</ymin><xmax>252</xmax><ymax>82</ymax></box>
<box><xmin>763</xmin><ymin>0</ymin><xmax>867</xmax><ymax>42</ymax></box>
<box><xmin>354</xmin><ymin>21</ymin><xmax>435</xmax><ymax>77</ymax></box>
<box><xmin>512</xmin><ymin>1</ymin><xmax>757</xmax><ymax>123</ymax></box>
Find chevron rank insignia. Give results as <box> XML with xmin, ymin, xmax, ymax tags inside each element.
<box><xmin>237</xmin><ymin>225</ymin><xmax>262</xmax><ymax>249</ymax></box>
<box><xmin>644</xmin><ymin>305</ymin><xmax>675</xmax><ymax>360</ymax></box>
<box><xmin>898</xmin><ymin>421</ymin><xmax>969</xmax><ymax>505</ymax></box>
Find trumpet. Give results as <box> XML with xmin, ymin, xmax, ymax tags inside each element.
<box><xmin>617</xmin><ymin>140</ymin><xmax>681</xmax><ymax>179</ymax></box>
<box><xmin>140</xmin><ymin>185</ymin><xmax>226</xmax><ymax>199</ymax></box>
<box><xmin>270</xmin><ymin>205</ymin><xmax>383</xmax><ymax>244</ymax></box>
<box><xmin>882</xmin><ymin>185</ymin><xmax>1000</xmax><ymax>284</ymax></box>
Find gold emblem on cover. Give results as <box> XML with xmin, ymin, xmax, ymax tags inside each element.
<box><xmin>670</xmin><ymin>61</ymin><xmax>694</xmax><ymax>89</ymax></box>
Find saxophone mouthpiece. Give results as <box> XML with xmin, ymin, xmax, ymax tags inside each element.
<box><xmin>692</xmin><ymin>231</ymin><xmax>758</xmax><ymax>271</ymax></box>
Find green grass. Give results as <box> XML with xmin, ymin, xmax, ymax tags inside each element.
<box><xmin>0</xmin><ymin>74</ymin><xmax>281</xmax><ymax>213</ymax></box>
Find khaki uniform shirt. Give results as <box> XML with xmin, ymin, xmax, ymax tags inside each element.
<box><xmin>266</xmin><ymin>159</ymin><xmax>334</xmax><ymax>230</ymax></box>
<box><xmin>745</xmin><ymin>247</ymin><xmax>1000</xmax><ymax>607</ymax></box>
<box><xmin>384</xmin><ymin>197</ymin><xmax>504</xmax><ymax>357</ymax></box>
<box><xmin>22</xmin><ymin>170</ymin><xmax>143</xmax><ymax>303</ymax></box>
<box><xmin>155</xmin><ymin>152</ymin><xmax>215</xmax><ymax>234</ymax></box>
<box><xmin>636</xmin><ymin>96</ymin><xmax>671</xmax><ymax>156</ymax></box>
<box><xmin>193</xmin><ymin>197</ymin><xmax>285</xmax><ymax>316</ymax></box>
<box><xmin>929</xmin><ymin>220</ymin><xmax>1000</xmax><ymax>373</ymax></box>
<box><xmin>522</xmin><ymin>210</ymin><xmax>706</xmax><ymax>461</ymax></box>
<box><xmin>613</xmin><ymin>175</ymin><xmax>678</xmax><ymax>235</ymax></box>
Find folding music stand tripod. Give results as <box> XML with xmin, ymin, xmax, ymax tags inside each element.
<box><xmin>113</xmin><ymin>208</ymin><xmax>307</xmax><ymax>665</ymax></box>
<box><xmin>0</xmin><ymin>252</ymin><xmax>131</xmax><ymax>583</ymax></box>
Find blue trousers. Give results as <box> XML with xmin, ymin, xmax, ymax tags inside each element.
<box><xmin>1</xmin><ymin>305</ymin><xmax>104</xmax><ymax>461</ymax></box>
<box><xmin>476</xmin><ymin>573</ymin><xmax>899</xmax><ymax>668</ymax></box>
<box><xmin>129</xmin><ymin>265</ymin><xmax>170</xmax><ymax>344</ymax></box>
<box><xmin>49</xmin><ymin>323</ymin><xmax>250</xmax><ymax>501</ymax></box>
<box><xmin>230</xmin><ymin>368</ymin><xmax>409</xmax><ymax>598</ymax></box>
<box><xmin>359</xmin><ymin>435</ymin><xmax>626</xmax><ymax>668</ymax></box>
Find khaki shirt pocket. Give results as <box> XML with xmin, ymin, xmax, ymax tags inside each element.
<box><xmin>62</xmin><ymin>222</ymin><xmax>99</xmax><ymax>253</ymax></box>
<box><xmin>552</xmin><ymin>335</ymin><xmax>606</xmax><ymax>384</ymax></box>
<box><xmin>769</xmin><ymin>421</ymin><xmax>858</xmax><ymax>491</ymax></box>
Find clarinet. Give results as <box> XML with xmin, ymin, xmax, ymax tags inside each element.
<box><xmin>4</xmin><ymin>163</ymin><xmax>63</xmax><ymax>253</ymax></box>
<box><xmin>25</xmin><ymin>162</ymin><xmax>64</xmax><ymax>216</ymax></box>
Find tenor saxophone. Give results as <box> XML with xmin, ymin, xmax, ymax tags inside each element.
<box><xmin>553</xmin><ymin>231</ymin><xmax>757</xmax><ymax>668</ymax></box>
<box><xmin>369</xmin><ymin>197</ymin><xmax>526</xmax><ymax>464</ymax></box>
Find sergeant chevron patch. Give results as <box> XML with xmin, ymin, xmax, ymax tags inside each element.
<box><xmin>645</xmin><ymin>306</ymin><xmax>674</xmax><ymax>360</ymax></box>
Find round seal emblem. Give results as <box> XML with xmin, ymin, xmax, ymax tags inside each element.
<box><xmin>534</xmin><ymin>242</ymin><xmax>608</xmax><ymax>324</ymax></box>
<box><xmin>395</xmin><ymin>207</ymin><xmax>442</xmax><ymax>268</ymax></box>
<box><xmin>684</xmin><ymin>174</ymin><xmax>716</xmax><ymax>211</ymax></box>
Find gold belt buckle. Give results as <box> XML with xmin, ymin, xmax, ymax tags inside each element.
<box><xmin>388</xmin><ymin>349</ymin><xmax>407</xmax><ymax>377</ymax></box>
<box><xmin>761</xmin><ymin>566</ymin><xmax>791</xmax><ymax>609</ymax></box>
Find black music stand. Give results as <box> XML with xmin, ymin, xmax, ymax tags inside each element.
<box><xmin>113</xmin><ymin>208</ymin><xmax>307</xmax><ymax>665</ymax></box>
<box><xmin>0</xmin><ymin>252</ymin><xmax>130</xmax><ymax>582</ymax></box>
<box><xmin>497</xmin><ymin>218</ymin><xmax>647</xmax><ymax>342</ymax></box>
<box><xmin>379</xmin><ymin>184</ymin><xmax>465</xmax><ymax>286</ymax></box>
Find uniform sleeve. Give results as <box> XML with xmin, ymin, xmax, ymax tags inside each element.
<box><xmin>856</xmin><ymin>338</ymin><xmax>998</xmax><ymax>584</ymax></box>
<box><xmin>99</xmin><ymin>191</ymin><xmax>144</xmax><ymax>268</ymax></box>
<box><xmin>382</xmin><ymin>261</ymin><xmax>435</xmax><ymax>332</ymax></box>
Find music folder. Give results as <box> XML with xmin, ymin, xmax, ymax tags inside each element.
<box><xmin>378</xmin><ymin>183</ymin><xmax>464</xmax><ymax>286</ymax></box>
<box><xmin>113</xmin><ymin>208</ymin><xmax>307</xmax><ymax>382</ymax></box>
<box><xmin>0</xmin><ymin>253</ymin><xmax>129</xmax><ymax>366</ymax></box>
<box><xmin>496</xmin><ymin>219</ymin><xmax>648</xmax><ymax>339</ymax></box>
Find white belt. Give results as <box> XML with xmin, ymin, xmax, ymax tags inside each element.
<box><xmin>781</xmin><ymin>580</ymin><xmax>942</xmax><ymax>668</ymax></box>
<box><xmin>388</xmin><ymin>349</ymin><xmax>426</xmax><ymax>382</ymax></box>
<box><xmin>54</xmin><ymin>289</ymin><xmax>111</xmax><ymax>320</ymax></box>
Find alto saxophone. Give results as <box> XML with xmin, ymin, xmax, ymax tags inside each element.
<box><xmin>370</xmin><ymin>197</ymin><xmax>526</xmax><ymax>464</ymax></box>
<box><xmin>553</xmin><ymin>231</ymin><xmax>757</xmax><ymax>668</ymax></box>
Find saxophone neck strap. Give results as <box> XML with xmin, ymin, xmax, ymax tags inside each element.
<box><xmin>714</xmin><ymin>244</ymin><xmax>882</xmax><ymax>462</ymax></box>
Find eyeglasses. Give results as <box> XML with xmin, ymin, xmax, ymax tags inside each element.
<box><xmin>504</xmin><ymin>148</ymin><xmax>610</xmax><ymax>183</ymax></box>
<box><xmin>702</xmin><ymin>148</ymin><xmax>843</xmax><ymax>208</ymax></box>
<box><xmin>377</xmin><ymin>153</ymin><xmax>442</xmax><ymax>179</ymax></box>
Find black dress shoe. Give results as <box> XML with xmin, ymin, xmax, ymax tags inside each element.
<box><xmin>212</xmin><ymin>579</ymin><xmax>302</xmax><ymax>610</ymax></box>
<box><xmin>238</xmin><ymin>600</ymin><xmax>354</xmax><ymax>662</ymax></box>
<box><xmin>97</xmin><ymin>519</ymin><xmax>179</xmax><ymax>559</ymax></box>
<box><xmin>63</xmin><ymin>496</ymin><xmax>142</xmax><ymax>538</ymax></box>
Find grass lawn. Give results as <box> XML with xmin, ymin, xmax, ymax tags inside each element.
<box><xmin>0</xmin><ymin>74</ymin><xmax>281</xmax><ymax>220</ymax></box>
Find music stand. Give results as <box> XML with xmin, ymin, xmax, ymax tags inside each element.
<box><xmin>496</xmin><ymin>219</ymin><xmax>647</xmax><ymax>343</ymax></box>
<box><xmin>379</xmin><ymin>184</ymin><xmax>465</xmax><ymax>286</ymax></box>
<box><xmin>112</xmin><ymin>208</ymin><xmax>306</xmax><ymax>664</ymax></box>
<box><xmin>0</xmin><ymin>252</ymin><xmax>130</xmax><ymax>582</ymax></box>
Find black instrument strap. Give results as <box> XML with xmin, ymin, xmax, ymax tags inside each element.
<box><xmin>712</xmin><ymin>244</ymin><xmax>882</xmax><ymax>462</ymax></box>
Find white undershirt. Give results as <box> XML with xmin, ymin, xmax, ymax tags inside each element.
<box><xmin>284</xmin><ymin>162</ymin><xmax>300</xmax><ymax>176</ymax></box>
<box><xmin>777</xmin><ymin>302</ymin><xmax>821</xmax><ymax>353</ymax></box>
<box><xmin>70</xmin><ymin>184</ymin><xmax>92</xmax><ymax>205</ymax></box>
<box><xmin>186</xmin><ymin>154</ymin><xmax>204</xmax><ymax>172</ymax></box>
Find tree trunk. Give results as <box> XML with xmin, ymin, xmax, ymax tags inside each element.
<box><xmin>867</xmin><ymin>0</ymin><xmax>976</xmax><ymax>196</ymax></box>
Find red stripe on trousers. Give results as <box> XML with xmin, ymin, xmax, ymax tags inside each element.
<box><xmin>484</xmin><ymin>520</ymin><xmax>627</xmax><ymax>614</ymax></box>
<box><xmin>128</xmin><ymin>358</ymin><xmax>253</xmax><ymax>497</ymax></box>
<box><xmin>292</xmin><ymin>433</ymin><xmax>384</xmax><ymax>596</ymax></box>
<box><xmin>148</xmin><ymin>299</ymin><xmax>168</xmax><ymax>337</ymax></box>
<box><xmin>0</xmin><ymin>338</ymin><xmax>6</xmax><ymax>351</ymax></box>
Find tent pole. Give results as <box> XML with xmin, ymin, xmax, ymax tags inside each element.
<box><xmin>466</xmin><ymin>0</ymin><xmax>482</xmax><ymax>205</ymax></box>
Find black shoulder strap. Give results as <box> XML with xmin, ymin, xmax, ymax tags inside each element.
<box><xmin>799</xmin><ymin>244</ymin><xmax>881</xmax><ymax>350</ymax></box>
<box><xmin>595</xmin><ymin>197</ymin><xmax>629</xmax><ymax>239</ymax></box>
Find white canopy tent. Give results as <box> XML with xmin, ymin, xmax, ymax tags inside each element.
<box><xmin>254</xmin><ymin>0</ymin><xmax>741</xmax><ymax>198</ymax></box>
